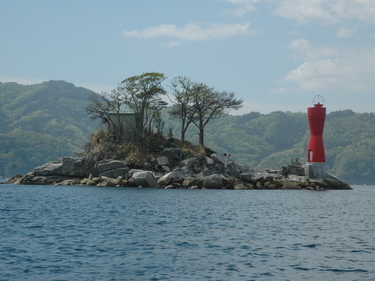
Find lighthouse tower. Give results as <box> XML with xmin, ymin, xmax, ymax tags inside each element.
<box><xmin>304</xmin><ymin>95</ymin><xmax>327</xmax><ymax>178</ymax></box>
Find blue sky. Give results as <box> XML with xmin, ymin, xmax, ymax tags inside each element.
<box><xmin>1</xmin><ymin>0</ymin><xmax>375</xmax><ymax>114</ymax></box>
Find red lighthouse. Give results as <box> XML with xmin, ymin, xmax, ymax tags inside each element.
<box><xmin>307</xmin><ymin>95</ymin><xmax>326</xmax><ymax>163</ymax></box>
<box><xmin>305</xmin><ymin>95</ymin><xmax>326</xmax><ymax>178</ymax></box>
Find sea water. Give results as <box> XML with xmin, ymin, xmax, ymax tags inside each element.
<box><xmin>1</xmin><ymin>184</ymin><xmax>374</xmax><ymax>280</ymax></box>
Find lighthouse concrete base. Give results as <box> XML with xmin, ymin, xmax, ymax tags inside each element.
<box><xmin>303</xmin><ymin>162</ymin><xmax>327</xmax><ymax>179</ymax></box>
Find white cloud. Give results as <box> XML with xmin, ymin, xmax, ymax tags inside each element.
<box><xmin>122</xmin><ymin>22</ymin><xmax>256</xmax><ymax>46</ymax></box>
<box><xmin>283</xmin><ymin>59</ymin><xmax>354</xmax><ymax>91</ymax></box>
<box><xmin>166</xmin><ymin>41</ymin><xmax>182</xmax><ymax>48</ymax></box>
<box><xmin>336</xmin><ymin>27</ymin><xmax>357</xmax><ymax>38</ymax></box>
<box><xmin>273</xmin><ymin>0</ymin><xmax>332</xmax><ymax>25</ymax></box>
<box><xmin>289</xmin><ymin>39</ymin><xmax>338</xmax><ymax>61</ymax></box>
<box><xmin>271</xmin><ymin>87</ymin><xmax>289</xmax><ymax>94</ymax></box>
<box><xmin>273</xmin><ymin>0</ymin><xmax>375</xmax><ymax>25</ymax></box>
<box><xmin>222</xmin><ymin>0</ymin><xmax>260</xmax><ymax>17</ymax></box>
<box><xmin>279</xmin><ymin>46</ymin><xmax>375</xmax><ymax>94</ymax></box>
<box><xmin>220</xmin><ymin>0</ymin><xmax>375</xmax><ymax>25</ymax></box>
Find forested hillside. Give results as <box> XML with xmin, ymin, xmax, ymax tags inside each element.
<box><xmin>0</xmin><ymin>80</ymin><xmax>99</xmax><ymax>176</ymax></box>
<box><xmin>162</xmin><ymin>109</ymin><xmax>375</xmax><ymax>184</ymax></box>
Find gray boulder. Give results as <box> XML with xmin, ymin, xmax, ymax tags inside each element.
<box><xmin>157</xmin><ymin>156</ymin><xmax>169</xmax><ymax>166</ymax></box>
<box><xmin>205</xmin><ymin>156</ymin><xmax>214</xmax><ymax>166</ymax></box>
<box><xmin>323</xmin><ymin>173</ymin><xmax>352</xmax><ymax>190</ymax></box>
<box><xmin>56</xmin><ymin>178</ymin><xmax>81</xmax><ymax>186</ymax></box>
<box><xmin>172</xmin><ymin>168</ymin><xmax>195</xmax><ymax>178</ymax></box>
<box><xmin>210</xmin><ymin>153</ymin><xmax>230</xmax><ymax>165</ymax></box>
<box><xmin>281</xmin><ymin>181</ymin><xmax>302</xmax><ymax>189</ymax></box>
<box><xmin>17</xmin><ymin>173</ymin><xmax>73</xmax><ymax>185</ymax></box>
<box><xmin>160</xmin><ymin>165</ymin><xmax>171</xmax><ymax>173</ymax></box>
<box><xmin>211</xmin><ymin>153</ymin><xmax>230</xmax><ymax>165</ymax></box>
<box><xmin>33</xmin><ymin>156</ymin><xmax>97</xmax><ymax>177</ymax></box>
<box><xmin>132</xmin><ymin>171</ymin><xmax>158</xmax><ymax>188</ymax></box>
<box><xmin>240</xmin><ymin>173</ymin><xmax>253</xmax><ymax>182</ymax></box>
<box><xmin>99</xmin><ymin>176</ymin><xmax>122</xmax><ymax>187</ymax></box>
<box><xmin>33</xmin><ymin>162</ymin><xmax>63</xmax><ymax>176</ymax></box>
<box><xmin>61</xmin><ymin>157</ymin><xmax>87</xmax><ymax>177</ymax></box>
<box><xmin>179</xmin><ymin>158</ymin><xmax>201</xmax><ymax>173</ymax></box>
<box><xmin>239</xmin><ymin>165</ymin><xmax>253</xmax><ymax>173</ymax></box>
<box><xmin>81</xmin><ymin>177</ymin><xmax>100</xmax><ymax>186</ymax></box>
<box><xmin>157</xmin><ymin>171</ymin><xmax>176</xmax><ymax>186</ymax></box>
<box><xmin>225</xmin><ymin>161</ymin><xmax>242</xmax><ymax>178</ymax></box>
<box><xmin>98</xmin><ymin>160</ymin><xmax>127</xmax><ymax>173</ymax></box>
<box><xmin>84</xmin><ymin>157</ymin><xmax>99</xmax><ymax>176</ymax></box>
<box><xmin>202</xmin><ymin>174</ymin><xmax>226</xmax><ymax>189</ymax></box>
<box><xmin>157</xmin><ymin>156</ymin><xmax>170</xmax><ymax>173</ymax></box>
<box><xmin>99</xmin><ymin>167</ymin><xmax>129</xmax><ymax>179</ymax></box>
<box><xmin>162</xmin><ymin>148</ymin><xmax>182</xmax><ymax>162</ymax></box>
<box><xmin>234</xmin><ymin>182</ymin><xmax>254</xmax><ymax>190</ymax></box>
<box><xmin>252</xmin><ymin>171</ymin><xmax>283</xmax><ymax>182</ymax></box>
<box><xmin>181</xmin><ymin>177</ymin><xmax>201</xmax><ymax>188</ymax></box>
<box><xmin>157</xmin><ymin>169</ymin><xmax>192</xmax><ymax>186</ymax></box>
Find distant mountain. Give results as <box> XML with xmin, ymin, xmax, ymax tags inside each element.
<box><xmin>0</xmin><ymin>80</ymin><xmax>99</xmax><ymax>176</ymax></box>
<box><xmin>162</xmin><ymin>109</ymin><xmax>375</xmax><ymax>184</ymax></box>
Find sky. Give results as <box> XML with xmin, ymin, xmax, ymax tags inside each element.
<box><xmin>1</xmin><ymin>0</ymin><xmax>375</xmax><ymax>115</ymax></box>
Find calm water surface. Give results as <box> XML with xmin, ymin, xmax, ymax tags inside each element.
<box><xmin>1</xmin><ymin>184</ymin><xmax>374</xmax><ymax>280</ymax></box>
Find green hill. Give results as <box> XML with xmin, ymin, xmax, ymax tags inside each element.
<box><xmin>0</xmin><ymin>80</ymin><xmax>99</xmax><ymax>176</ymax></box>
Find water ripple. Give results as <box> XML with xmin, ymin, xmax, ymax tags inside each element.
<box><xmin>0</xmin><ymin>185</ymin><xmax>375</xmax><ymax>280</ymax></box>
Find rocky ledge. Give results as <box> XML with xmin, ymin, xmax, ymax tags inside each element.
<box><xmin>5</xmin><ymin>148</ymin><xmax>352</xmax><ymax>190</ymax></box>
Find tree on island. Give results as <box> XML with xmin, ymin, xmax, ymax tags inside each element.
<box><xmin>168</xmin><ymin>77</ymin><xmax>243</xmax><ymax>146</ymax></box>
<box><xmin>85</xmin><ymin>72</ymin><xmax>242</xmax><ymax>164</ymax></box>
<box><xmin>85</xmin><ymin>88</ymin><xmax>127</xmax><ymax>141</ymax></box>
<box><xmin>168</xmin><ymin>76</ymin><xmax>201</xmax><ymax>146</ymax></box>
<box><xmin>85</xmin><ymin>72</ymin><xmax>167</xmax><ymax>145</ymax></box>
<box><xmin>118</xmin><ymin>72</ymin><xmax>167</xmax><ymax>143</ymax></box>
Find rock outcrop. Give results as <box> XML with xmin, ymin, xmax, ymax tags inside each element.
<box><xmin>7</xmin><ymin>147</ymin><xmax>352</xmax><ymax>190</ymax></box>
<box><xmin>98</xmin><ymin>159</ymin><xmax>129</xmax><ymax>178</ymax></box>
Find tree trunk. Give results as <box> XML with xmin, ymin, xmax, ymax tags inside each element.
<box><xmin>181</xmin><ymin>130</ymin><xmax>185</xmax><ymax>147</ymax></box>
<box><xmin>198</xmin><ymin>127</ymin><xmax>204</xmax><ymax>146</ymax></box>
<box><xmin>180</xmin><ymin>118</ymin><xmax>186</xmax><ymax>147</ymax></box>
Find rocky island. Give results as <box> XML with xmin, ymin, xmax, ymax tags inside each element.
<box><xmin>5</xmin><ymin>146</ymin><xmax>351</xmax><ymax>190</ymax></box>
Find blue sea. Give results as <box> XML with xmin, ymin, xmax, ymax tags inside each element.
<box><xmin>1</xmin><ymin>184</ymin><xmax>374</xmax><ymax>281</ymax></box>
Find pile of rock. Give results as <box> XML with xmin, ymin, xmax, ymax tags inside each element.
<box><xmin>7</xmin><ymin>147</ymin><xmax>352</xmax><ymax>190</ymax></box>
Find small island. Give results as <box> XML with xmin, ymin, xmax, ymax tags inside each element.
<box><xmin>2</xmin><ymin>74</ymin><xmax>351</xmax><ymax>190</ymax></box>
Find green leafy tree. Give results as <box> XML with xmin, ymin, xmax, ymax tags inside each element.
<box><xmin>152</xmin><ymin>110</ymin><xmax>164</xmax><ymax>133</ymax></box>
<box><xmin>85</xmin><ymin>72</ymin><xmax>167</xmax><ymax>145</ymax></box>
<box><xmin>168</xmin><ymin>77</ymin><xmax>243</xmax><ymax>146</ymax></box>
<box><xmin>118</xmin><ymin>72</ymin><xmax>167</xmax><ymax>143</ymax></box>
<box><xmin>191</xmin><ymin>87</ymin><xmax>243</xmax><ymax>146</ymax></box>
<box><xmin>168</xmin><ymin>76</ymin><xmax>202</xmax><ymax>146</ymax></box>
<box><xmin>85</xmin><ymin>92</ymin><xmax>113</xmax><ymax>128</ymax></box>
<box><xmin>85</xmin><ymin>89</ymin><xmax>131</xmax><ymax>142</ymax></box>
